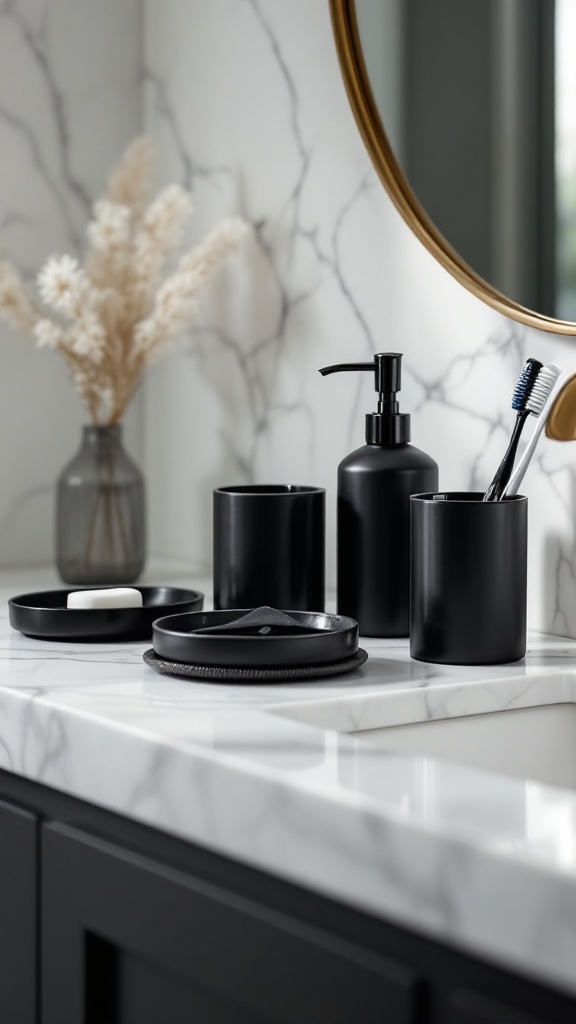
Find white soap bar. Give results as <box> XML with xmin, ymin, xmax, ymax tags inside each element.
<box><xmin>67</xmin><ymin>588</ymin><xmax>143</xmax><ymax>610</ymax></box>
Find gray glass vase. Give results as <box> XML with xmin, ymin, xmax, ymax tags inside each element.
<box><xmin>56</xmin><ymin>425</ymin><xmax>145</xmax><ymax>585</ymax></box>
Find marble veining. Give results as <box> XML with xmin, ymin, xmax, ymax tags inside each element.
<box><xmin>2</xmin><ymin>567</ymin><xmax>576</xmax><ymax>994</ymax></box>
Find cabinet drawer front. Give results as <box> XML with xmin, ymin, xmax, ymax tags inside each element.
<box><xmin>0</xmin><ymin>798</ymin><xmax>37</xmax><ymax>1024</ymax></box>
<box><xmin>42</xmin><ymin>822</ymin><xmax>419</xmax><ymax>1024</ymax></box>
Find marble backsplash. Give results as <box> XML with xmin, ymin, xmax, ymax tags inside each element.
<box><xmin>0</xmin><ymin>0</ymin><xmax>575</xmax><ymax>639</ymax></box>
<box><xmin>143</xmin><ymin>0</ymin><xmax>576</xmax><ymax>637</ymax></box>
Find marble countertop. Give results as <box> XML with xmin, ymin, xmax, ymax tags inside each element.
<box><xmin>2</xmin><ymin>566</ymin><xmax>576</xmax><ymax>995</ymax></box>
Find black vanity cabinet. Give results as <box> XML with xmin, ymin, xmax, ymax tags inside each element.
<box><xmin>41</xmin><ymin>822</ymin><xmax>417</xmax><ymax>1024</ymax></box>
<box><xmin>0</xmin><ymin>770</ymin><xmax>575</xmax><ymax>1024</ymax></box>
<box><xmin>0</xmin><ymin>798</ymin><xmax>38</xmax><ymax>1023</ymax></box>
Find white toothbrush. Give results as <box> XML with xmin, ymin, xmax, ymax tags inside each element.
<box><xmin>502</xmin><ymin>363</ymin><xmax>564</xmax><ymax>497</ymax></box>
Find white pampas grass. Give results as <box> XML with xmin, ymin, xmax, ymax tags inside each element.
<box><xmin>87</xmin><ymin>201</ymin><xmax>131</xmax><ymax>253</ymax></box>
<box><xmin>33</xmin><ymin>319</ymin><xmax>64</xmax><ymax>350</ymax></box>
<box><xmin>132</xmin><ymin>184</ymin><xmax>193</xmax><ymax>310</ymax></box>
<box><xmin>38</xmin><ymin>255</ymin><xmax>89</xmax><ymax>316</ymax></box>
<box><xmin>134</xmin><ymin>218</ymin><xmax>249</xmax><ymax>364</ymax></box>
<box><xmin>0</xmin><ymin>260</ymin><xmax>39</xmax><ymax>332</ymax></box>
<box><xmin>0</xmin><ymin>137</ymin><xmax>248</xmax><ymax>424</ymax></box>
<box><xmin>180</xmin><ymin>218</ymin><xmax>249</xmax><ymax>280</ymax></box>
<box><xmin>105</xmin><ymin>136</ymin><xmax>154</xmax><ymax>216</ymax></box>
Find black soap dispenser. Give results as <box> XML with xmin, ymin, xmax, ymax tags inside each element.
<box><xmin>320</xmin><ymin>353</ymin><xmax>438</xmax><ymax>637</ymax></box>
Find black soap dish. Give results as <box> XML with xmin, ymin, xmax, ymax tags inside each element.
<box><xmin>9</xmin><ymin>587</ymin><xmax>204</xmax><ymax>642</ymax></box>
<box><xmin>145</xmin><ymin>606</ymin><xmax>368</xmax><ymax>682</ymax></box>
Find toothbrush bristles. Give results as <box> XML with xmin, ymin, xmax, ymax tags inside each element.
<box><xmin>511</xmin><ymin>358</ymin><xmax>543</xmax><ymax>411</ymax></box>
<box><xmin>525</xmin><ymin>365</ymin><xmax>561</xmax><ymax>415</ymax></box>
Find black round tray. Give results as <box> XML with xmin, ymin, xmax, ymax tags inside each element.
<box><xmin>152</xmin><ymin>606</ymin><xmax>359</xmax><ymax>668</ymax></box>
<box><xmin>143</xmin><ymin>647</ymin><xmax>368</xmax><ymax>683</ymax></box>
<box><xmin>9</xmin><ymin>586</ymin><xmax>204</xmax><ymax>642</ymax></box>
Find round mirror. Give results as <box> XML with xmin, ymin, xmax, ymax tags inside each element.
<box><xmin>330</xmin><ymin>0</ymin><xmax>576</xmax><ymax>335</ymax></box>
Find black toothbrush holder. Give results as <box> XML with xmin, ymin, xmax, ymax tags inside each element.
<box><xmin>213</xmin><ymin>485</ymin><xmax>325</xmax><ymax>611</ymax></box>
<box><xmin>410</xmin><ymin>492</ymin><xmax>527</xmax><ymax>665</ymax></box>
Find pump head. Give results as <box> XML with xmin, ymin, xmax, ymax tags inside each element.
<box><xmin>319</xmin><ymin>352</ymin><xmax>410</xmax><ymax>444</ymax></box>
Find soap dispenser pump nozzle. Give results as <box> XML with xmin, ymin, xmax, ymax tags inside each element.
<box><xmin>319</xmin><ymin>352</ymin><xmax>410</xmax><ymax>444</ymax></box>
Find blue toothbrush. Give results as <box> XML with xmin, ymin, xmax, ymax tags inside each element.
<box><xmin>484</xmin><ymin>358</ymin><xmax>547</xmax><ymax>502</ymax></box>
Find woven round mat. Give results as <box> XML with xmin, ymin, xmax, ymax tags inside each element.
<box><xmin>143</xmin><ymin>647</ymin><xmax>368</xmax><ymax>683</ymax></box>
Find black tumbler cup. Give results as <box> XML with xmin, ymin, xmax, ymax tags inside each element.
<box><xmin>410</xmin><ymin>492</ymin><xmax>527</xmax><ymax>665</ymax></box>
<box><xmin>213</xmin><ymin>485</ymin><xmax>325</xmax><ymax>611</ymax></box>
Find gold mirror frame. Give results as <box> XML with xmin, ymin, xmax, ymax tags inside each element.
<box><xmin>329</xmin><ymin>0</ymin><xmax>576</xmax><ymax>336</ymax></box>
